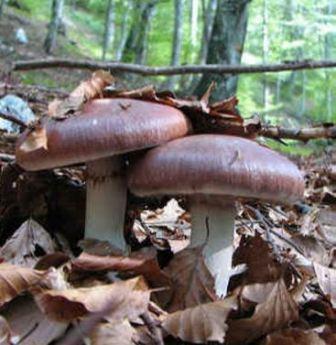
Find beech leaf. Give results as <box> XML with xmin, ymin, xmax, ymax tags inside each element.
<box><xmin>0</xmin><ymin>263</ymin><xmax>46</xmax><ymax>307</ymax></box>
<box><xmin>35</xmin><ymin>277</ymin><xmax>150</xmax><ymax>322</ymax></box>
<box><xmin>263</xmin><ymin>328</ymin><xmax>326</xmax><ymax>345</ymax></box>
<box><xmin>18</xmin><ymin>125</ymin><xmax>48</xmax><ymax>153</ymax></box>
<box><xmin>163</xmin><ymin>246</ymin><xmax>216</xmax><ymax>312</ymax></box>
<box><xmin>0</xmin><ymin>219</ymin><xmax>56</xmax><ymax>268</ymax></box>
<box><xmin>226</xmin><ymin>279</ymin><xmax>299</xmax><ymax>345</ymax></box>
<box><xmin>162</xmin><ymin>296</ymin><xmax>237</xmax><ymax>344</ymax></box>
<box><xmin>314</xmin><ymin>262</ymin><xmax>336</xmax><ymax>307</ymax></box>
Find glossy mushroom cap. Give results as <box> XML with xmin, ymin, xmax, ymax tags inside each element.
<box><xmin>16</xmin><ymin>98</ymin><xmax>191</xmax><ymax>171</ymax></box>
<box><xmin>128</xmin><ymin>134</ymin><xmax>305</xmax><ymax>204</ymax></box>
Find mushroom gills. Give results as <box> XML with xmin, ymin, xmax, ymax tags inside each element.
<box><xmin>85</xmin><ymin>156</ymin><xmax>127</xmax><ymax>252</ymax></box>
<box><xmin>190</xmin><ymin>198</ymin><xmax>235</xmax><ymax>297</ymax></box>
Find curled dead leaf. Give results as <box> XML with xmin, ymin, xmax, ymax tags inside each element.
<box><xmin>0</xmin><ymin>263</ymin><xmax>46</xmax><ymax>307</ymax></box>
<box><xmin>314</xmin><ymin>262</ymin><xmax>336</xmax><ymax>307</ymax></box>
<box><xmin>263</xmin><ymin>328</ymin><xmax>326</xmax><ymax>345</ymax></box>
<box><xmin>162</xmin><ymin>296</ymin><xmax>237</xmax><ymax>344</ymax></box>
<box><xmin>0</xmin><ymin>219</ymin><xmax>56</xmax><ymax>268</ymax></box>
<box><xmin>35</xmin><ymin>277</ymin><xmax>150</xmax><ymax>322</ymax></box>
<box><xmin>163</xmin><ymin>245</ymin><xmax>216</xmax><ymax>312</ymax></box>
<box><xmin>226</xmin><ymin>279</ymin><xmax>299</xmax><ymax>345</ymax></box>
<box><xmin>18</xmin><ymin>125</ymin><xmax>48</xmax><ymax>153</ymax></box>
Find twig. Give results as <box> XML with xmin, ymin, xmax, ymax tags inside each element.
<box><xmin>12</xmin><ymin>58</ymin><xmax>336</xmax><ymax>76</ymax></box>
<box><xmin>0</xmin><ymin>112</ymin><xmax>27</xmax><ymax>129</ymax></box>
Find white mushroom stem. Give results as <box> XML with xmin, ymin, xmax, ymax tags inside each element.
<box><xmin>190</xmin><ymin>197</ymin><xmax>235</xmax><ymax>297</ymax></box>
<box><xmin>85</xmin><ymin>156</ymin><xmax>128</xmax><ymax>253</ymax></box>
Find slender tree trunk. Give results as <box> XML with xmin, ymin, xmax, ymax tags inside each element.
<box><xmin>262</xmin><ymin>0</ymin><xmax>269</xmax><ymax>109</ymax></box>
<box><xmin>200</xmin><ymin>0</ymin><xmax>218</xmax><ymax>64</ymax></box>
<box><xmin>115</xmin><ymin>0</ymin><xmax>131</xmax><ymax>61</ymax></box>
<box><xmin>325</xmin><ymin>0</ymin><xmax>333</xmax><ymax>121</ymax></box>
<box><xmin>102</xmin><ymin>0</ymin><xmax>115</xmax><ymax>61</ymax></box>
<box><xmin>122</xmin><ymin>0</ymin><xmax>158</xmax><ymax>64</ymax></box>
<box><xmin>194</xmin><ymin>0</ymin><xmax>251</xmax><ymax>101</ymax></box>
<box><xmin>0</xmin><ymin>0</ymin><xmax>7</xmax><ymax>19</ymax></box>
<box><xmin>135</xmin><ymin>0</ymin><xmax>158</xmax><ymax>64</ymax></box>
<box><xmin>167</xmin><ymin>0</ymin><xmax>184</xmax><ymax>89</ymax></box>
<box><xmin>190</xmin><ymin>0</ymin><xmax>198</xmax><ymax>49</ymax></box>
<box><xmin>44</xmin><ymin>0</ymin><xmax>65</xmax><ymax>54</ymax></box>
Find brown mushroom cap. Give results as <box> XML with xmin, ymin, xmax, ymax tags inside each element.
<box><xmin>127</xmin><ymin>134</ymin><xmax>305</xmax><ymax>204</ymax></box>
<box><xmin>16</xmin><ymin>98</ymin><xmax>191</xmax><ymax>171</ymax></box>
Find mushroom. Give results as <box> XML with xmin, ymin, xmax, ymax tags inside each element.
<box><xmin>16</xmin><ymin>98</ymin><xmax>191</xmax><ymax>253</ymax></box>
<box><xmin>127</xmin><ymin>134</ymin><xmax>305</xmax><ymax>295</ymax></box>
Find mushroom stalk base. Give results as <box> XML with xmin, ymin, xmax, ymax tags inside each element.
<box><xmin>190</xmin><ymin>198</ymin><xmax>235</xmax><ymax>297</ymax></box>
<box><xmin>85</xmin><ymin>157</ymin><xmax>127</xmax><ymax>253</ymax></box>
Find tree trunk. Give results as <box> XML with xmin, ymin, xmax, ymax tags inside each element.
<box><xmin>115</xmin><ymin>0</ymin><xmax>131</xmax><ymax>61</ymax></box>
<box><xmin>262</xmin><ymin>0</ymin><xmax>269</xmax><ymax>109</ymax></box>
<box><xmin>199</xmin><ymin>0</ymin><xmax>217</xmax><ymax>64</ymax></box>
<box><xmin>194</xmin><ymin>0</ymin><xmax>251</xmax><ymax>101</ymax></box>
<box><xmin>102</xmin><ymin>0</ymin><xmax>115</xmax><ymax>61</ymax></box>
<box><xmin>167</xmin><ymin>0</ymin><xmax>184</xmax><ymax>89</ymax></box>
<box><xmin>135</xmin><ymin>0</ymin><xmax>158</xmax><ymax>64</ymax></box>
<box><xmin>0</xmin><ymin>0</ymin><xmax>7</xmax><ymax>19</ymax></box>
<box><xmin>122</xmin><ymin>0</ymin><xmax>158</xmax><ymax>64</ymax></box>
<box><xmin>44</xmin><ymin>0</ymin><xmax>65</xmax><ymax>54</ymax></box>
<box><xmin>190</xmin><ymin>0</ymin><xmax>198</xmax><ymax>48</ymax></box>
<box><xmin>324</xmin><ymin>0</ymin><xmax>333</xmax><ymax>121</ymax></box>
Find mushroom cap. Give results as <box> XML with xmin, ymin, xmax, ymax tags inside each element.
<box><xmin>127</xmin><ymin>134</ymin><xmax>305</xmax><ymax>204</ymax></box>
<box><xmin>16</xmin><ymin>98</ymin><xmax>191</xmax><ymax>171</ymax></box>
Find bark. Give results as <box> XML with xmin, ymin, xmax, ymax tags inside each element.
<box><xmin>167</xmin><ymin>0</ymin><xmax>184</xmax><ymax>89</ymax></box>
<box><xmin>0</xmin><ymin>0</ymin><xmax>7</xmax><ymax>19</ymax></box>
<box><xmin>102</xmin><ymin>0</ymin><xmax>115</xmax><ymax>61</ymax></box>
<box><xmin>115</xmin><ymin>0</ymin><xmax>131</xmax><ymax>61</ymax></box>
<box><xmin>122</xmin><ymin>0</ymin><xmax>158</xmax><ymax>64</ymax></box>
<box><xmin>194</xmin><ymin>0</ymin><xmax>251</xmax><ymax>101</ymax></box>
<box><xmin>199</xmin><ymin>0</ymin><xmax>218</xmax><ymax>64</ymax></box>
<box><xmin>13</xmin><ymin>58</ymin><xmax>336</xmax><ymax>76</ymax></box>
<box><xmin>44</xmin><ymin>0</ymin><xmax>65</xmax><ymax>54</ymax></box>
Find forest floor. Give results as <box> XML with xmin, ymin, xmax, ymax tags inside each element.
<box><xmin>0</xmin><ymin>71</ymin><xmax>335</xmax><ymax>344</ymax></box>
<box><xmin>1</xmin><ymin>4</ymin><xmax>336</xmax><ymax>345</ymax></box>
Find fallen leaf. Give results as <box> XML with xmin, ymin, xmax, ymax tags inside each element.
<box><xmin>241</xmin><ymin>281</ymin><xmax>276</xmax><ymax>304</ymax></box>
<box><xmin>0</xmin><ymin>263</ymin><xmax>45</xmax><ymax>307</ymax></box>
<box><xmin>226</xmin><ymin>279</ymin><xmax>299</xmax><ymax>345</ymax></box>
<box><xmin>91</xmin><ymin>320</ymin><xmax>136</xmax><ymax>345</ymax></box>
<box><xmin>2</xmin><ymin>296</ymin><xmax>67</xmax><ymax>345</ymax></box>
<box><xmin>162</xmin><ymin>296</ymin><xmax>237</xmax><ymax>344</ymax></box>
<box><xmin>0</xmin><ymin>219</ymin><xmax>56</xmax><ymax>268</ymax></box>
<box><xmin>263</xmin><ymin>328</ymin><xmax>326</xmax><ymax>345</ymax></box>
<box><xmin>35</xmin><ymin>277</ymin><xmax>150</xmax><ymax>322</ymax></box>
<box><xmin>0</xmin><ymin>316</ymin><xmax>12</xmax><ymax>345</ymax></box>
<box><xmin>18</xmin><ymin>125</ymin><xmax>48</xmax><ymax>153</ymax></box>
<box><xmin>314</xmin><ymin>262</ymin><xmax>336</xmax><ymax>307</ymax></box>
<box><xmin>71</xmin><ymin>247</ymin><xmax>170</xmax><ymax>289</ymax></box>
<box><xmin>163</xmin><ymin>245</ymin><xmax>216</xmax><ymax>312</ymax></box>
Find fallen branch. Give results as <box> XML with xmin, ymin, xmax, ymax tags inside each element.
<box><xmin>12</xmin><ymin>58</ymin><xmax>336</xmax><ymax>76</ymax></box>
<box><xmin>0</xmin><ymin>112</ymin><xmax>27</xmax><ymax>129</ymax></box>
<box><xmin>260</xmin><ymin>125</ymin><xmax>336</xmax><ymax>142</ymax></box>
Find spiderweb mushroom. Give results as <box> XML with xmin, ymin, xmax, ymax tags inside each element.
<box><xmin>16</xmin><ymin>98</ymin><xmax>191</xmax><ymax>253</ymax></box>
<box><xmin>127</xmin><ymin>134</ymin><xmax>304</xmax><ymax>295</ymax></box>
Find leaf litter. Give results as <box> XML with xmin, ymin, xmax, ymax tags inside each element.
<box><xmin>0</xmin><ymin>72</ymin><xmax>336</xmax><ymax>344</ymax></box>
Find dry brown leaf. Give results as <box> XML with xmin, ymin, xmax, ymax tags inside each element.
<box><xmin>49</xmin><ymin>70</ymin><xmax>114</xmax><ymax>118</ymax></box>
<box><xmin>232</xmin><ymin>234</ymin><xmax>282</xmax><ymax>285</ymax></box>
<box><xmin>91</xmin><ymin>320</ymin><xmax>136</xmax><ymax>345</ymax></box>
<box><xmin>263</xmin><ymin>328</ymin><xmax>326</xmax><ymax>345</ymax></box>
<box><xmin>35</xmin><ymin>277</ymin><xmax>150</xmax><ymax>322</ymax></box>
<box><xmin>18</xmin><ymin>125</ymin><xmax>48</xmax><ymax>153</ymax></box>
<box><xmin>163</xmin><ymin>245</ymin><xmax>216</xmax><ymax>312</ymax></box>
<box><xmin>241</xmin><ymin>282</ymin><xmax>276</xmax><ymax>304</ymax></box>
<box><xmin>226</xmin><ymin>279</ymin><xmax>299</xmax><ymax>345</ymax></box>
<box><xmin>2</xmin><ymin>296</ymin><xmax>67</xmax><ymax>345</ymax></box>
<box><xmin>71</xmin><ymin>247</ymin><xmax>170</xmax><ymax>289</ymax></box>
<box><xmin>162</xmin><ymin>296</ymin><xmax>237</xmax><ymax>344</ymax></box>
<box><xmin>0</xmin><ymin>263</ymin><xmax>46</xmax><ymax>307</ymax></box>
<box><xmin>314</xmin><ymin>262</ymin><xmax>336</xmax><ymax>307</ymax></box>
<box><xmin>0</xmin><ymin>219</ymin><xmax>56</xmax><ymax>268</ymax></box>
<box><xmin>0</xmin><ymin>316</ymin><xmax>12</xmax><ymax>345</ymax></box>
